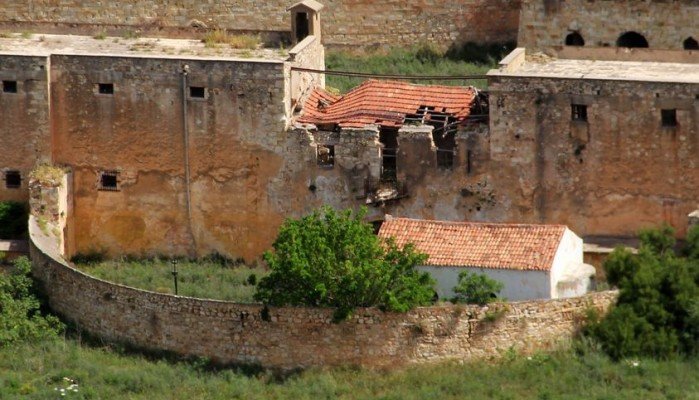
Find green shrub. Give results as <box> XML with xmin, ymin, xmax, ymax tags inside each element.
<box><xmin>585</xmin><ymin>225</ymin><xmax>699</xmax><ymax>359</ymax></box>
<box><xmin>452</xmin><ymin>271</ymin><xmax>504</xmax><ymax>305</ymax></box>
<box><xmin>0</xmin><ymin>201</ymin><xmax>28</xmax><ymax>239</ymax></box>
<box><xmin>0</xmin><ymin>257</ymin><xmax>63</xmax><ymax>346</ymax></box>
<box><xmin>255</xmin><ymin>207</ymin><xmax>435</xmax><ymax>320</ymax></box>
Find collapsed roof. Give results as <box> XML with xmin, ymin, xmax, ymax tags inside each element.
<box><xmin>298</xmin><ymin>79</ymin><xmax>478</xmax><ymax>129</ymax></box>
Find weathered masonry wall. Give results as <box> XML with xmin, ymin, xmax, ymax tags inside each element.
<box><xmin>0</xmin><ymin>54</ymin><xmax>51</xmax><ymax>202</ymax></box>
<box><xmin>487</xmin><ymin>76</ymin><xmax>699</xmax><ymax>237</ymax></box>
<box><xmin>29</xmin><ymin>215</ymin><xmax>617</xmax><ymax>370</ymax></box>
<box><xmin>0</xmin><ymin>0</ymin><xmax>521</xmax><ymax>49</ymax></box>
<box><xmin>49</xmin><ymin>54</ymin><xmax>297</xmax><ymax>261</ymax></box>
<box><xmin>519</xmin><ymin>0</ymin><xmax>699</xmax><ymax>52</ymax></box>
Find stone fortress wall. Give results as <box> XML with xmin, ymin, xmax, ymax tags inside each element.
<box><xmin>519</xmin><ymin>0</ymin><xmax>699</xmax><ymax>52</ymax></box>
<box><xmin>28</xmin><ymin>172</ymin><xmax>617</xmax><ymax>369</ymax></box>
<box><xmin>0</xmin><ymin>0</ymin><xmax>521</xmax><ymax>49</ymax></box>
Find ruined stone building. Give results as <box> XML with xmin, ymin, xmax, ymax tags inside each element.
<box><xmin>0</xmin><ymin>0</ymin><xmax>697</xmax><ymax>261</ymax></box>
<box><xmin>487</xmin><ymin>0</ymin><xmax>698</xmax><ymax>238</ymax></box>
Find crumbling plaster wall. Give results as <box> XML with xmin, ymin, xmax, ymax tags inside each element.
<box><xmin>49</xmin><ymin>54</ymin><xmax>319</xmax><ymax>261</ymax></box>
<box><xmin>519</xmin><ymin>0</ymin><xmax>699</xmax><ymax>52</ymax></box>
<box><xmin>487</xmin><ymin>76</ymin><xmax>699</xmax><ymax>237</ymax></box>
<box><xmin>0</xmin><ymin>54</ymin><xmax>51</xmax><ymax>203</ymax></box>
<box><xmin>0</xmin><ymin>0</ymin><xmax>521</xmax><ymax>49</ymax></box>
<box><xmin>302</xmin><ymin>123</ymin><xmax>497</xmax><ymax>223</ymax></box>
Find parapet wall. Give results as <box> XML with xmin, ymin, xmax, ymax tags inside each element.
<box><xmin>0</xmin><ymin>0</ymin><xmax>520</xmax><ymax>49</ymax></box>
<box><xmin>29</xmin><ymin>215</ymin><xmax>617</xmax><ymax>369</ymax></box>
<box><xmin>519</xmin><ymin>0</ymin><xmax>699</xmax><ymax>52</ymax></box>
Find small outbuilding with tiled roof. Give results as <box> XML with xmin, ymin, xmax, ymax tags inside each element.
<box><xmin>378</xmin><ymin>217</ymin><xmax>596</xmax><ymax>301</ymax></box>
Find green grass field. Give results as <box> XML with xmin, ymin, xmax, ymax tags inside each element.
<box><xmin>76</xmin><ymin>259</ymin><xmax>267</xmax><ymax>303</ymax></box>
<box><xmin>325</xmin><ymin>45</ymin><xmax>500</xmax><ymax>93</ymax></box>
<box><xmin>1</xmin><ymin>338</ymin><xmax>698</xmax><ymax>399</ymax></box>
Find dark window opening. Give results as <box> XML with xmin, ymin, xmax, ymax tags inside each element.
<box><xmin>98</xmin><ymin>83</ymin><xmax>114</xmax><ymax>95</ymax></box>
<box><xmin>466</xmin><ymin>150</ymin><xmax>473</xmax><ymax>175</ymax></box>
<box><xmin>379</xmin><ymin>129</ymin><xmax>398</xmax><ymax>182</ymax></box>
<box><xmin>571</xmin><ymin>104</ymin><xmax>588</xmax><ymax>122</ymax></box>
<box><xmin>5</xmin><ymin>170</ymin><xmax>21</xmax><ymax>189</ymax></box>
<box><xmin>565</xmin><ymin>32</ymin><xmax>585</xmax><ymax>47</ymax></box>
<box><xmin>433</xmin><ymin>127</ymin><xmax>456</xmax><ymax>170</ymax></box>
<box><xmin>617</xmin><ymin>31</ymin><xmax>649</xmax><ymax>48</ymax></box>
<box><xmin>684</xmin><ymin>37</ymin><xmax>699</xmax><ymax>50</ymax></box>
<box><xmin>661</xmin><ymin>109</ymin><xmax>677</xmax><ymax>127</ymax></box>
<box><xmin>317</xmin><ymin>144</ymin><xmax>335</xmax><ymax>168</ymax></box>
<box><xmin>99</xmin><ymin>171</ymin><xmax>119</xmax><ymax>191</ymax></box>
<box><xmin>295</xmin><ymin>12</ymin><xmax>310</xmax><ymax>42</ymax></box>
<box><xmin>2</xmin><ymin>80</ymin><xmax>17</xmax><ymax>93</ymax></box>
<box><xmin>189</xmin><ymin>86</ymin><xmax>206</xmax><ymax>99</ymax></box>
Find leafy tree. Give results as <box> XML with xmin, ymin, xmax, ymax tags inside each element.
<box><xmin>452</xmin><ymin>271</ymin><xmax>503</xmax><ymax>305</ymax></box>
<box><xmin>586</xmin><ymin>225</ymin><xmax>699</xmax><ymax>359</ymax></box>
<box><xmin>254</xmin><ymin>207</ymin><xmax>435</xmax><ymax>320</ymax></box>
<box><xmin>0</xmin><ymin>201</ymin><xmax>27</xmax><ymax>239</ymax></box>
<box><xmin>0</xmin><ymin>257</ymin><xmax>63</xmax><ymax>346</ymax></box>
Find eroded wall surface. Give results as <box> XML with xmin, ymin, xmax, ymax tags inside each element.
<box><xmin>0</xmin><ymin>55</ymin><xmax>50</xmax><ymax>202</ymax></box>
<box><xmin>487</xmin><ymin>76</ymin><xmax>699</xmax><ymax>237</ymax></box>
<box><xmin>0</xmin><ymin>0</ymin><xmax>520</xmax><ymax>49</ymax></box>
<box><xmin>49</xmin><ymin>54</ymin><xmax>312</xmax><ymax>260</ymax></box>
<box><xmin>519</xmin><ymin>0</ymin><xmax>699</xmax><ymax>51</ymax></box>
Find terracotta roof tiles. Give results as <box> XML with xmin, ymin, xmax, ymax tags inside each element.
<box><xmin>298</xmin><ymin>80</ymin><xmax>477</xmax><ymax>128</ymax></box>
<box><xmin>378</xmin><ymin>218</ymin><xmax>567</xmax><ymax>271</ymax></box>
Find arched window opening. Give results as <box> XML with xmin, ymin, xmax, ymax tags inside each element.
<box><xmin>565</xmin><ymin>32</ymin><xmax>585</xmax><ymax>47</ymax></box>
<box><xmin>684</xmin><ymin>37</ymin><xmax>699</xmax><ymax>50</ymax></box>
<box><xmin>617</xmin><ymin>31</ymin><xmax>649</xmax><ymax>48</ymax></box>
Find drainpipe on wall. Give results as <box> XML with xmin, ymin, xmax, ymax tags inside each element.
<box><xmin>181</xmin><ymin>64</ymin><xmax>197</xmax><ymax>257</ymax></box>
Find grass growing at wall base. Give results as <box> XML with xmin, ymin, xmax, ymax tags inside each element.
<box><xmin>75</xmin><ymin>259</ymin><xmax>267</xmax><ymax>303</ymax></box>
<box><xmin>1</xmin><ymin>338</ymin><xmax>698</xmax><ymax>399</ymax></box>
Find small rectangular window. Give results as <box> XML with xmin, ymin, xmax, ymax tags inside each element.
<box><xmin>2</xmin><ymin>80</ymin><xmax>17</xmax><ymax>94</ymax></box>
<box><xmin>317</xmin><ymin>144</ymin><xmax>335</xmax><ymax>168</ymax></box>
<box><xmin>5</xmin><ymin>170</ymin><xmax>21</xmax><ymax>189</ymax></box>
<box><xmin>571</xmin><ymin>104</ymin><xmax>587</xmax><ymax>122</ymax></box>
<box><xmin>98</xmin><ymin>83</ymin><xmax>114</xmax><ymax>95</ymax></box>
<box><xmin>99</xmin><ymin>171</ymin><xmax>119</xmax><ymax>191</ymax></box>
<box><xmin>189</xmin><ymin>86</ymin><xmax>206</xmax><ymax>99</ymax></box>
<box><xmin>436</xmin><ymin>149</ymin><xmax>455</xmax><ymax>169</ymax></box>
<box><xmin>661</xmin><ymin>109</ymin><xmax>677</xmax><ymax>127</ymax></box>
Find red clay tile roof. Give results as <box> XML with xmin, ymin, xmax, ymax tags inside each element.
<box><xmin>298</xmin><ymin>80</ymin><xmax>477</xmax><ymax>128</ymax></box>
<box><xmin>378</xmin><ymin>218</ymin><xmax>568</xmax><ymax>271</ymax></box>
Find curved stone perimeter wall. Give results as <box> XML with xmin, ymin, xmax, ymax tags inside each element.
<box><xmin>29</xmin><ymin>217</ymin><xmax>617</xmax><ymax>370</ymax></box>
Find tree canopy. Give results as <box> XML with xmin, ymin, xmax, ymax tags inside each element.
<box><xmin>254</xmin><ymin>207</ymin><xmax>435</xmax><ymax>320</ymax></box>
<box><xmin>586</xmin><ymin>224</ymin><xmax>699</xmax><ymax>359</ymax></box>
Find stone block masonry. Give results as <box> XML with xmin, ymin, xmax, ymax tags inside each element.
<box><xmin>29</xmin><ymin>208</ymin><xmax>617</xmax><ymax>370</ymax></box>
<box><xmin>519</xmin><ymin>0</ymin><xmax>699</xmax><ymax>52</ymax></box>
<box><xmin>0</xmin><ymin>0</ymin><xmax>521</xmax><ymax>49</ymax></box>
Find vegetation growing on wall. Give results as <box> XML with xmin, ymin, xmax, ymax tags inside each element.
<box><xmin>325</xmin><ymin>44</ymin><xmax>496</xmax><ymax>93</ymax></box>
<box><xmin>28</xmin><ymin>164</ymin><xmax>65</xmax><ymax>187</ymax></box>
<box><xmin>0</xmin><ymin>257</ymin><xmax>63</xmax><ymax>347</ymax></box>
<box><xmin>255</xmin><ymin>207</ymin><xmax>435</xmax><ymax>320</ymax></box>
<box><xmin>0</xmin><ymin>201</ymin><xmax>28</xmax><ymax>239</ymax></box>
<box><xmin>586</xmin><ymin>225</ymin><xmax>699</xmax><ymax>359</ymax></box>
